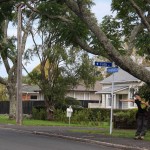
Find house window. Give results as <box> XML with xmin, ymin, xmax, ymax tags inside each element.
<box><xmin>30</xmin><ymin>95</ymin><xmax>37</xmax><ymax>100</ymax></box>
<box><xmin>84</xmin><ymin>92</ymin><xmax>90</xmax><ymax>100</ymax></box>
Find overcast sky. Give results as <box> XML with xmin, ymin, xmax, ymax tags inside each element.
<box><xmin>0</xmin><ymin>0</ymin><xmax>112</xmax><ymax>77</ymax></box>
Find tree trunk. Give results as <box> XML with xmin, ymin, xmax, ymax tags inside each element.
<box><xmin>9</xmin><ymin>94</ymin><xmax>16</xmax><ymax>119</ymax></box>
<box><xmin>7</xmin><ymin>85</ymin><xmax>16</xmax><ymax>119</ymax></box>
<box><xmin>44</xmin><ymin>99</ymin><xmax>54</xmax><ymax>121</ymax></box>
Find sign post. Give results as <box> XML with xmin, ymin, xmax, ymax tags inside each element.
<box><xmin>107</xmin><ymin>67</ymin><xmax>118</xmax><ymax>135</ymax></box>
<box><xmin>95</xmin><ymin>62</ymin><xmax>119</xmax><ymax>135</ymax></box>
<box><xmin>66</xmin><ymin>106</ymin><xmax>73</xmax><ymax>125</ymax></box>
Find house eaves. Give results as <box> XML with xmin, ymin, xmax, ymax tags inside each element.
<box><xmin>95</xmin><ymin>86</ymin><xmax>129</xmax><ymax>94</ymax></box>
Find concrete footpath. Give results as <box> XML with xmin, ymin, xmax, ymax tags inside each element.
<box><xmin>0</xmin><ymin>124</ymin><xmax>150</xmax><ymax>150</ymax></box>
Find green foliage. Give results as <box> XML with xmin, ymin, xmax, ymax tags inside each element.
<box><xmin>32</xmin><ymin>107</ymin><xmax>47</xmax><ymax>120</ymax></box>
<box><xmin>0</xmin><ymin>0</ymin><xmax>16</xmax><ymax>40</ymax></box>
<box><xmin>54</xmin><ymin>97</ymin><xmax>81</xmax><ymax>110</ymax></box>
<box><xmin>31</xmin><ymin>107</ymin><xmax>140</xmax><ymax>129</ymax></box>
<box><xmin>27</xmin><ymin>41</ymin><xmax>96</xmax><ymax>110</ymax></box>
<box><xmin>114</xmin><ymin>109</ymin><xmax>136</xmax><ymax>122</ymax></box>
<box><xmin>53</xmin><ymin>109</ymin><xmax>67</xmax><ymax>122</ymax></box>
<box><xmin>114</xmin><ymin>109</ymin><xmax>137</xmax><ymax>129</ymax></box>
<box><xmin>54</xmin><ymin>108</ymin><xmax>111</xmax><ymax>125</ymax></box>
<box><xmin>0</xmin><ymin>84</ymin><xmax>8</xmax><ymax>101</ymax></box>
<box><xmin>36</xmin><ymin>0</ymin><xmax>91</xmax><ymax>47</ymax></box>
<box><xmin>111</xmin><ymin>0</ymin><xmax>150</xmax><ymax>59</ymax></box>
<box><xmin>138</xmin><ymin>84</ymin><xmax>150</xmax><ymax>101</ymax></box>
<box><xmin>136</xmin><ymin>32</ymin><xmax>150</xmax><ymax>58</ymax></box>
<box><xmin>77</xmin><ymin>53</ymin><xmax>97</xmax><ymax>88</ymax></box>
<box><xmin>100</xmin><ymin>15</ymin><xmax>124</xmax><ymax>53</ymax></box>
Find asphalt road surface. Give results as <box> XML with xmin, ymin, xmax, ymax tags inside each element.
<box><xmin>0</xmin><ymin>128</ymin><xmax>120</xmax><ymax>150</ymax></box>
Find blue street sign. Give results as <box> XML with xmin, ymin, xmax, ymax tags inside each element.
<box><xmin>107</xmin><ymin>67</ymin><xmax>118</xmax><ymax>73</ymax></box>
<box><xmin>95</xmin><ymin>61</ymin><xmax>112</xmax><ymax>67</ymax></box>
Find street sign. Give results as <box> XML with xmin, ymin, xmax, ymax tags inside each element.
<box><xmin>107</xmin><ymin>67</ymin><xmax>118</xmax><ymax>73</ymax></box>
<box><xmin>95</xmin><ymin>61</ymin><xmax>112</xmax><ymax>67</ymax></box>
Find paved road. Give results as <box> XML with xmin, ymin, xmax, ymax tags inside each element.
<box><xmin>0</xmin><ymin>128</ymin><xmax>121</xmax><ymax>150</ymax></box>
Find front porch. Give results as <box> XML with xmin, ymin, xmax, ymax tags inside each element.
<box><xmin>89</xmin><ymin>86</ymin><xmax>137</xmax><ymax>109</ymax></box>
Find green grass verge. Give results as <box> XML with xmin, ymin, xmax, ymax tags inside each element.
<box><xmin>0</xmin><ymin>115</ymin><xmax>109</xmax><ymax>127</ymax></box>
<box><xmin>0</xmin><ymin>115</ymin><xmax>76</xmax><ymax>126</ymax></box>
<box><xmin>70</xmin><ymin>128</ymin><xmax>150</xmax><ymax>141</ymax></box>
<box><xmin>0</xmin><ymin>115</ymin><xmax>149</xmax><ymax>141</ymax></box>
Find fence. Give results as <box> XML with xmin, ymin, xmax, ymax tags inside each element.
<box><xmin>0</xmin><ymin>101</ymin><xmax>9</xmax><ymax>114</ymax></box>
<box><xmin>0</xmin><ymin>101</ymin><xmax>45</xmax><ymax>114</ymax></box>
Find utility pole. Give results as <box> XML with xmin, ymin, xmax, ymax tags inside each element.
<box><xmin>16</xmin><ymin>3</ymin><xmax>23</xmax><ymax>125</ymax></box>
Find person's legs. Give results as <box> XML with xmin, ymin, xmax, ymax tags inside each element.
<box><xmin>135</xmin><ymin>115</ymin><xmax>142</xmax><ymax>138</ymax></box>
<box><xmin>140</xmin><ymin>116</ymin><xmax>148</xmax><ymax>139</ymax></box>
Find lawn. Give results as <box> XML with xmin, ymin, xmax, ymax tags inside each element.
<box><xmin>70</xmin><ymin>128</ymin><xmax>150</xmax><ymax>141</ymax></box>
<box><xmin>0</xmin><ymin>115</ymin><xmax>76</xmax><ymax>126</ymax></box>
<box><xmin>0</xmin><ymin>114</ymin><xmax>150</xmax><ymax>141</ymax></box>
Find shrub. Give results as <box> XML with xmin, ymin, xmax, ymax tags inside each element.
<box><xmin>32</xmin><ymin>107</ymin><xmax>139</xmax><ymax>128</ymax></box>
<box><xmin>114</xmin><ymin>109</ymin><xmax>137</xmax><ymax>129</ymax></box>
<box><xmin>53</xmin><ymin>109</ymin><xmax>67</xmax><ymax>122</ymax></box>
<box><xmin>32</xmin><ymin>107</ymin><xmax>47</xmax><ymax>120</ymax></box>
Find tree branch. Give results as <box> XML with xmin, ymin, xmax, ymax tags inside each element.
<box><xmin>1</xmin><ymin>20</ymin><xmax>11</xmax><ymax>73</ymax></box>
<box><xmin>21</xmin><ymin>12</ymin><xmax>35</xmax><ymax>54</ymax></box>
<box><xmin>74</xmin><ymin>36</ymin><xmax>111</xmax><ymax>60</ymax></box>
<box><xmin>127</xmin><ymin>24</ymin><xmax>143</xmax><ymax>55</ymax></box>
<box><xmin>129</xmin><ymin>0</ymin><xmax>150</xmax><ymax>32</ymax></box>
<box><xmin>25</xmin><ymin>2</ymin><xmax>72</xmax><ymax>23</ymax></box>
<box><xmin>65</xmin><ymin>0</ymin><xmax>150</xmax><ymax>84</ymax></box>
<box><xmin>29</xmin><ymin>29</ymin><xmax>42</xmax><ymax>63</ymax></box>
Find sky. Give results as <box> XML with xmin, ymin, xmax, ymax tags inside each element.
<box><xmin>0</xmin><ymin>0</ymin><xmax>112</xmax><ymax>77</ymax></box>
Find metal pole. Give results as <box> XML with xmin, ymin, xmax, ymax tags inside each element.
<box><xmin>16</xmin><ymin>4</ymin><xmax>23</xmax><ymax>125</ymax></box>
<box><xmin>69</xmin><ymin>117</ymin><xmax>70</xmax><ymax>125</ymax></box>
<box><xmin>110</xmin><ymin>73</ymin><xmax>114</xmax><ymax>134</ymax></box>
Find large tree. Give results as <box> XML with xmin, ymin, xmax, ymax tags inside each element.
<box><xmin>24</xmin><ymin>22</ymin><xmax>96</xmax><ymax>119</ymax></box>
<box><xmin>24</xmin><ymin>0</ymin><xmax>150</xmax><ymax>84</ymax></box>
<box><xmin>63</xmin><ymin>0</ymin><xmax>150</xmax><ymax>85</ymax></box>
<box><xmin>0</xmin><ymin>0</ymin><xmax>34</xmax><ymax>117</ymax></box>
<box><xmin>1</xmin><ymin>0</ymin><xmax>150</xmax><ymax>118</ymax></box>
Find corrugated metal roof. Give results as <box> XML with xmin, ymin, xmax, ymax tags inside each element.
<box><xmin>95</xmin><ymin>86</ymin><xmax>129</xmax><ymax>94</ymax></box>
<box><xmin>22</xmin><ymin>81</ymin><xmax>102</xmax><ymax>93</ymax></box>
<box><xmin>22</xmin><ymin>85</ymin><xmax>40</xmax><ymax>93</ymax></box>
<box><xmin>69</xmin><ymin>81</ymin><xmax>102</xmax><ymax>92</ymax></box>
<box><xmin>100</xmin><ymin>68</ymin><xmax>140</xmax><ymax>84</ymax></box>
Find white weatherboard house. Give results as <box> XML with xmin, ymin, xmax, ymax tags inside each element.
<box><xmin>96</xmin><ymin>68</ymin><xmax>149</xmax><ymax>109</ymax></box>
<box><xmin>22</xmin><ymin>81</ymin><xmax>102</xmax><ymax>108</ymax></box>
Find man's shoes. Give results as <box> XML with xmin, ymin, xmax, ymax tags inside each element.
<box><xmin>134</xmin><ymin>135</ymin><xmax>145</xmax><ymax>140</ymax></box>
<box><xmin>139</xmin><ymin>136</ymin><xmax>144</xmax><ymax>140</ymax></box>
<box><xmin>134</xmin><ymin>136</ymin><xmax>140</xmax><ymax>140</ymax></box>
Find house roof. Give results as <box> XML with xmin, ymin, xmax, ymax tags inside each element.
<box><xmin>22</xmin><ymin>81</ymin><xmax>102</xmax><ymax>93</ymax></box>
<box><xmin>22</xmin><ymin>85</ymin><xmax>40</xmax><ymax>93</ymax></box>
<box><xmin>68</xmin><ymin>81</ymin><xmax>102</xmax><ymax>92</ymax></box>
<box><xmin>95</xmin><ymin>86</ymin><xmax>129</xmax><ymax>94</ymax></box>
<box><xmin>100</xmin><ymin>68</ymin><xmax>140</xmax><ymax>84</ymax></box>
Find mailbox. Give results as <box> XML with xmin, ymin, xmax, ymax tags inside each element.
<box><xmin>66</xmin><ymin>106</ymin><xmax>73</xmax><ymax>117</ymax></box>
